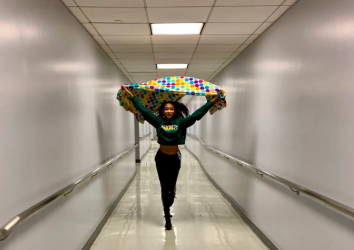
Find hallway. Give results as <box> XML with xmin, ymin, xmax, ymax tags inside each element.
<box><xmin>2</xmin><ymin>0</ymin><xmax>354</xmax><ymax>249</ymax></box>
<box><xmin>91</xmin><ymin>142</ymin><xmax>267</xmax><ymax>250</ymax></box>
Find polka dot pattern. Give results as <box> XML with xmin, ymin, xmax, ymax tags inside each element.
<box><xmin>117</xmin><ymin>76</ymin><xmax>227</xmax><ymax>124</ymax></box>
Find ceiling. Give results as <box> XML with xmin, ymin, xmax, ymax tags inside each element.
<box><xmin>61</xmin><ymin>0</ymin><xmax>298</xmax><ymax>83</ymax></box>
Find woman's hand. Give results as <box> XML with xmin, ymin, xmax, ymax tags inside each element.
<box><xmin>122</xmin><ymin>85</ymin><xmax>133</xmax><ymax>98</ymax></box>
<box><xmin>211</xmin><ymin>94</ymin><xmax>220</xmax><ymax>104</ymax></box>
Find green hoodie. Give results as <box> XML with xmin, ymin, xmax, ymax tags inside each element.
<box><xmin>130</xmin><ymin>96</ymin><xmax>214</xmax><ymax>146</ymax></box>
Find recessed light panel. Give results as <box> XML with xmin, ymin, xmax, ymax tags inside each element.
<box><xmin>157</xmin><ymin>64</ymin><xmax>188</xmax><ymax>69</ymax></box>
<box><xmin>151</xmin><ymin>23</ymin><xmax>203</xmax><ymax>35</ymax></box>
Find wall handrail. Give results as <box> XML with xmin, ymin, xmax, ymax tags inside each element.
<box><xmin>187</xmin><ymin>134</ymin><xmax>354</xmax><ymax>219</ymax></box>
<box><xmin>0</xmin><ymin>144</ymin><xmax>137</xmax><ymax>241</ymax></box>
<box><xmin>139</xmin><ymin>132</ymin><xmax>151</xmax><ymax>139</ymax></box>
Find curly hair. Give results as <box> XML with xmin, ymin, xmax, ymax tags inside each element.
<box><xmin>155</xmin><ymin>101</ymin><xmax>189</xmax><ymax>119</ymax></box>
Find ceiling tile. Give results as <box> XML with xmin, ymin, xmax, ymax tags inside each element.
<box><xmin>254</xmin><ymin>23</ymin><xmax>272</xmax><ymax>35</ymax></box>
<box><xmin>188</xmin><ymin>64</ymin><xmax>221</xmax><ymax>69</ymax></box>
<box><xmin>199</xmin><ymin>35</ymin><xmax>248</xmax><ymax>44</ymax></box>
<box><xmin>132</xmin><ymin>77</ymin><xmax>158</xmax><ymax>81</ymax></box>
<box><xmin>128</xmin><ymin>70</ymin><xmax>156</xmax><ymax>73</ymax></box>
<box><xmin>133</xmin><ymin>76</ymin><xmax>157</xmax><ymax>78</ymax></box>
<box><xmin>185</xmin><ymin>72</ymin><xmax>213</xmax><ymax>80</ymax></box>
<box><xmin>131</xmin><ymin>73</ymin><xmax>158</xmax><ymax>78</ymax></box>
<box><xmin>153</xmin><ymin>45</ymin><xmax>196</xmax><ymax>53</ymax></box>
<box><xmin>112</xmin><ymin>59</ymin><xmax>122</xmax><ymax>65</ymax></box>
<box><xmin>148</xmin><ymin>7</ymin><xmax>211</xmax><ymax>23</ymax></box>
<box><xmin>186</xmin><ymin>68</ymin><xmax>215</xmax><ymax>72</ymax></box>
<box><xmin>93</xmin><ymin>24</ymin><xmax>150</xmax><ymax>35</ymax></box>
<box><xmin>157</xmin><ymin>69</ymin><xmax>186</xmax><ymax>75</ymax></box>
<box><xmin>110</xmin><ymin>45</ymin><xmax>153</xmax><ymax>52</ymax></box>
<box><xmin>100</xmin><ymin>44</ymin><xmax>112</xmax><ymax>52</ymax></box>
<box><xmin>75</xmin><ymin>0</ymin><xmax>144</xmax><ymax>7</ymax></box>
<box><xmin>147</xmin><ymin>0</ymin><xmax>214</xmax><ymax>7</ymax></box>
<box><xmin>120</xmin><ymin>70</ymin><xmax>130</xmax><ymax>76</ymax></box>
<box><xmin>283</xmin><ymin>0</ymin><xmax>298</xmax><ymax>5</ymax></box>
<box><xmin>209</xmin><ymin>7</ymin><xmax>277</xmax><ymax>22</ymax></box>
<box><xmin>186</xmin><ymin>74</ymin><xmax>213</xmax><ymax>80</ymax></box>
<box><xmin>123</xmin><ymin>63</ymin><xmax>156</xmax><ymax>67</ymax></box>
<box><xmin>125</xmin><ymin>63</ymin><xmax>156</xmax><ymax>68</ymax></box>
<box><xmin>220</xmin><ymin>63</ymin><xmax>229</xmax><ymax>69</ymax></box>
<box><xmin>103</xmin><ymin>36</ymin><xmax>151</xmax><ymax>44</ymax></box>
<box><xmin>127</xmin><ymin>67</ymin><xmax>156</xmax><ymax>74</ymax></box>
<box><xmin>120</xmin><ymin>70</ymin><xmax>130</xmax><ymax>77</ymax></box>
<box><xmin>133</xmin><ymin>78</ymin><xmax>157</xmax><ymax>82</ymax></box>
<box><xmin>155</xmin><ymin>58</ymin><xmax>190</xmax><ymax>64</ymax></box>
<box><xmin>267</xmin><ymin>6</ymin><xmax>290</xmax><ymax>22</ymax></box>
<box><xmin>216</xmin><ymin>0</ymin><xmax>283</xmax><ymax>6</ymax></box>
<box><xmin>195</xmin><ymin>45</ymin><xmax>239</xmax><ymax>53</ymax></box>
<box><xmin>133</xmin><ymin>77</ymin><xmax>158</xmax><ymax>82</ymax></box>
<box><xmin>244</xmin><ymin>35</ymin><xmax>259</xmax><ymax>44</ymax></box>
<box><xmin>93</xmin><ymin>36</ymin><xmax>105</xmax><ymax>44</ymax></box>
<box><xmin>134</xmin><ymin>79</ymin><xmax>158</xmax><ymax>83</ymax></box>
<box><xmin>185</xmin><ymin>73</ymin><xmax>212</xmax><ymax>79</ymax></box>
<box><xmin>208</xmin><ymin>73</ymin><xmax>216</xmax><ymax>78</ymax></box>
<box><xmin>106</xmin><ymin>52</ymin><xmax>117</xmax><ymax>59</ymax></box>
<box><xmin>187</xmin><ymin>69</ymin><xmax>219</xmax><ymax>74</ymax></box>
<box><xmin>61</xmin><ymin>0</ymin><xmax>76</xmax><ymax>6</ymax></box>
<box><xmin>82</xmin><ymin>23</ymin><xmax>98</xmax><ymax>35</ymax></box>
<box><xmin>120</xmin><ymin>58</ymin><xmax>155</xmax><ymax>64</ymax></box>
<box><xmin>190</xmin><ymin>58</ymin><xmax>226</xmax><ymax>64</ymax></box>
<box><xmin>125</xmin><ymin>65</ymin><xmax>157</xmax><ymax>70</ymax></box>
<box><xmin>236</xmin><ymin>44</ymin><xmax>248</xmax><ymax>53</ymax></box>
<box><xmin>152</xmin><ymin>35</ymin><xmax>200</xmax><ymax>45</ymax></box>
<box><xmin>116</xmin><ymin>63</ymin><xmax>126</xmax><ymax>69</ymax></box>
<box><xmin>186</xmin><ymin>69</ymin><xmax>212</xmax><ymax>74</ymax></box>
<box><xmin>69</xmin><ymin>7</ymin><xmax>89</xmax><ymax>22</ymax></box>
<box><xmin>193</xmin><ymin>53</ymin><xmax>232</xmax><ymax>59</ymax></box>
<box><xmin>230</xmin><ymin>52</ymin><xmax>240</xmax><ymax>59</ymax></box>
<box><xmin>203</xmin><ymin>23</ymin><xmax>261</xmax><ymax>35</ymax></box>
<box><xmin>224</xmin><ymin>59</ymin><xmax>234</xmax><ymax>64</ymax></box>
<box><xmin>81</xmin><ymin>8</ymin><xmax>147</xmax><ymax>23</ymax></box>
<box><xmin>154</xmin><ymin>53</ymin><xmax>193</xmax><ymax>59</ymax></box>
<box><xmin>158</xmin><ymin>73</ymin><xmax>186</xmax><ymax>78</ymax></box>
<box><xmin>115</xmin><ymin>53</ymin><xmax>154</xmax><ymax>58</ymax></box>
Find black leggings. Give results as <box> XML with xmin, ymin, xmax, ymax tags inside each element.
<box><xmin>155</xmin><ymin>150</ymin><xmax>181</xmax><ymax>212</ymax></box>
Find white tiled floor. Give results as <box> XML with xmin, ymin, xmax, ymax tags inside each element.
<box><xmin>90</xmin><ymin>141</ymin><xmax>268</xmax><ymax>250</ymax></box>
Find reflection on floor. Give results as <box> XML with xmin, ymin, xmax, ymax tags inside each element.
<box><xmin>90</xmin><ymin>141</ymin><xmax>268</xmax><ymax>250</ymax></box>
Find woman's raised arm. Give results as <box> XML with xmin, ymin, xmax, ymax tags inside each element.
<box><xmin>122</xmin><ymin>85</ymin><xmax>162</xmax><ymax>127</ymax></box>
<box><xmin>180</xmin><ymin>95</ymin><xmax>219</xmax><ymax>128</ymax></box>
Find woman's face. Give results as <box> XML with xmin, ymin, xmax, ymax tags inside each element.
<box><xmin>163</xmin><ymin>103</ymin><xmax>176</xmax><ymax>120</ymax></box>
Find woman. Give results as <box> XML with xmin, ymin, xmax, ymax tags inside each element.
<box><xmin>122</xmin><ymin>85</ymin><xmax>219</xmax><ymax>230</ymax></box>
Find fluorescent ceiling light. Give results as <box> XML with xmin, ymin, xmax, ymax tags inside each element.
<box><xmin>151</xmin><ymin>23</ymin><xmax>203</xmax><ymax>35</ymax></box>
<box><xmin>157</xmin><ymin>64</ymin><xmax>188</xmax><ymax>69</ymax></box>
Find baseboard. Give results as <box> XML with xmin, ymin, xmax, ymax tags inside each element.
<box><xmin>185</xmin><ymin>145</ymin><xmax>278</xmax><ymax>250</ymax></box>
<box><xmin>81</xmin><ymin>166</ymin><xmax>137</xmax><ymax>250</ymax></box>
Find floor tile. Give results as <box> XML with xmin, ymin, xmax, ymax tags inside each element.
<box><xmin>90</xmin><ymin>141</ymin><xmax>268</xmax><ymax>250</ymax></box>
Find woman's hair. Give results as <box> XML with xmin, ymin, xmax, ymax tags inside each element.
<box><xmin>155</xmin><ymin>101</ymin><xmax>189</xmax><ymax>118</ymax></box>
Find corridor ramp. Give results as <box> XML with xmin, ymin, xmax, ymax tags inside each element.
<box><xmin>90</xmin><ymin>141</ymin><xmax>267</xmax><ymax>250</ymax></box>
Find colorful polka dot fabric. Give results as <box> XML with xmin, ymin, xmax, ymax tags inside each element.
<box><xmin>116</xmin><ymin>76</ymin><xmax>227</xmax><ymax>124</ymax></box>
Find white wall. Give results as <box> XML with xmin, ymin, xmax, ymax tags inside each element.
<box><xmin>139</xmin><ymin>122</ymin><xmax>152</xmax><ymax>159</ymax></box>
<box><xmin>187</xmin><ymin>0</ymin><xmax>354</xmax><ymax>249</ymax></box>
<box><xmin>0</xmin><ymin>0</ymin><xmax>135</xmax><ymax>249</ymax></box>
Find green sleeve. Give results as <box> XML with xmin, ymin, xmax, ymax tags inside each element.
<box><xmin>130</xmin><ymin>96</ymin><xmax>161</xmax><ymax>127</ymax></box>
<box><xmin>180</xmin><ymin>101</ymin><xmax>214</xmax><ymax>128</ymax></box>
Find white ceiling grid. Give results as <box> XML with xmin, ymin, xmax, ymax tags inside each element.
<box><xmin>62</xmin><ymin>0</ymin><xmax>298</xmax><ymax>83</ymax></box>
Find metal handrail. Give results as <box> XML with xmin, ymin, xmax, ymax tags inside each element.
<box><xmin>139</xmin><ymin>132</ymin><xmax>151</xmax><ymax>139</ymax></box>
<box><xmin>0</xmin><ymin>144</ymin><xmax>137</xmax><ymax>241</ymax></box>
<box><xmin>187</xmin><ymin>134</ymin><xmax>354</xmax><ymax>219</ymax></box>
